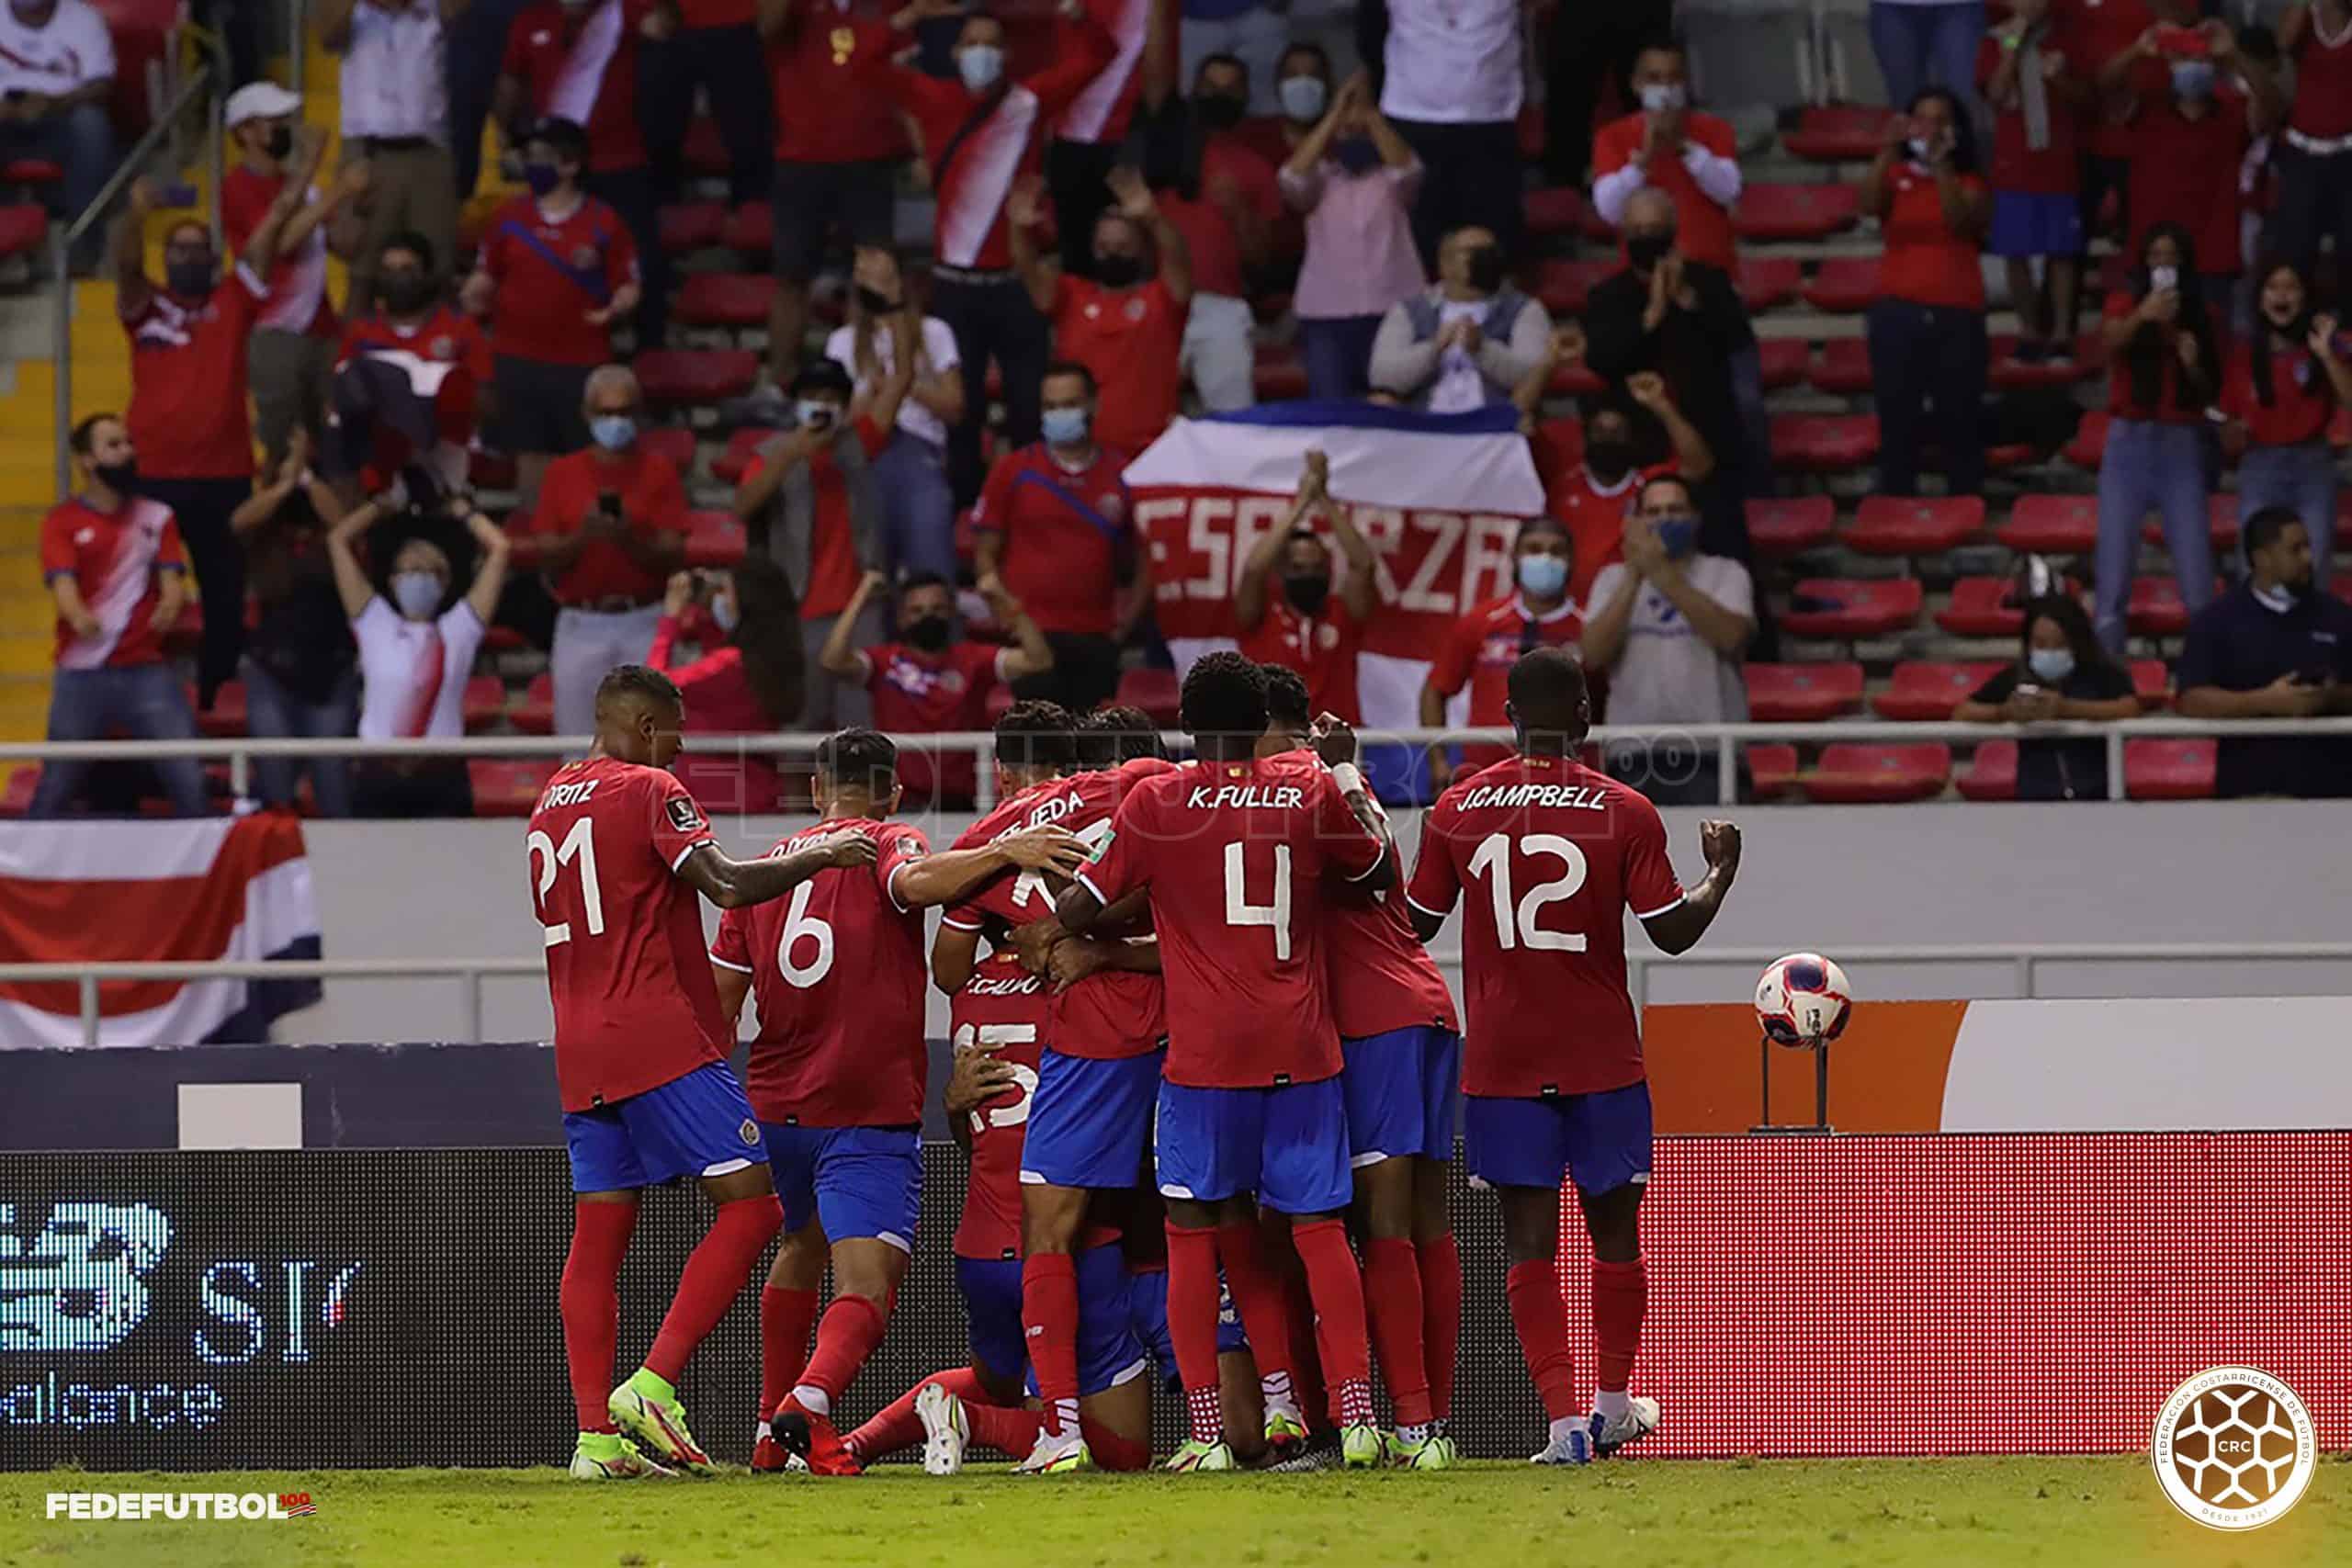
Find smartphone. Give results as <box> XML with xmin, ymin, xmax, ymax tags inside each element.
<box><xmin>596</xmin><ymin>490</ymin><xmax>621</xmax><ymax>518</ymax></box>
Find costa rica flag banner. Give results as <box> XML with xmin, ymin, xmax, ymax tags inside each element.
<box><xmin>0</xmin><ymin>814</ymin><xmax>322</xmax><ymax>1048</ymax></box>
<box><xmin>1124</xmin><ymin>401</ymin><xmax>1546</xmax><ymax>729</ymax></box>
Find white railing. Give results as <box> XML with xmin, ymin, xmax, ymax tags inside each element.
<box><xmin>7</xmin><ymin>717</ymin><xmax>2352</xmax><ymax>809</ymax></box>
<box><xmin>7</xmin><ymin>942</ymin><xmax>2352</xmax><ymax>1049</ymax></box>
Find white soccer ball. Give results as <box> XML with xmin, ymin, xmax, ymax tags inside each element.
<box><xmin>1755</xmin><ymin>953</ymin><xmax>1853</xmax><ymax>1048</ymax></box>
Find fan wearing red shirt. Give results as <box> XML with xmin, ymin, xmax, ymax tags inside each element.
<box><xmin>527</xmin><ymin>664</ymin><xmax>879</xmax><ymax>1481</ymax></box>
<box><xmin>1978</xmin><ymin>6</ymin><xmax>2088</xmax><ymax>360</ymax></box>
<box><xmin>1011</xmin><ymin>165</ymin><xmax>1193</xmax><ymax>457</ymax></box>
<box><xmin>1406</xmin><ymin>646</ymin><xmax>1740</xmax><ymax>1466</ymax></box>
<box><xmin>2221</xmin><ymin>262</ymin><xmax>2352</xmax><ymax>569</ymax></box>
<box><xmin>1145</xmin><ymin>51</ymin><xmax>1283</xmax><ymax>414</ymax></box>
<box><xmin>648</xmin><ymin>557</ymin><xmax>808</xmax><ymax>814</ymax></box>
<box><xmin>1419</xmin><ymin>515</ymin><xmax>1581</xmax><ymax>789</ymax></box>
<box><xmin>1530</xmin><ymin>373</ymin><xmax>1713</xmax><ymax>608</ymax></box>
<box><xmin>337</xmin><ymin>232</ymin><xmax>495</xmax><ymax>484</ymax></box>
<box><xmin>1056</xmin><ymin>653</ymin><xmax>1392</xmax><ymax>1469</ymax></box>
<box><xmin>1860</xmin><ymin>90</ymin><xmax>1993</xmax><ymax>499</ymax></box>
<box><xmin>710</xmin><ymin>727</ymin><xmax>1091</xmax><ymax>1475</ymax></box>
<box><xmin>2057</xmin><ymin>0</ymin><xmax>2155</xmax><ymax>256</ymax></box>
<box><xmin>1589</xmin><ymin>44</ymin><xmax>1743</xmax><ymax>273</ymax></box>
<box><xmin>2272</xmin><ymin>0</ymin><xmax>2352</xmax><ymax>279</ymax></box>
<box><xmin>1232</xmin><ymin>449</ymin><xmax>1375</xmax><ymax>725</ymax></box>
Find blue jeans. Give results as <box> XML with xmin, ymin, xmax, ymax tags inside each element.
<box><xmin>2236</xmin><ymin>441</ymin><xmax>2337</xmax><ymax>572</ymax></box>
<box><xmin>870</xmin><ymin>428</ymin><xmax>959</xmax><ymax>583</ymax></box>
<box><xmin>1869</xmin><ymin>3</ymin><xmax>1986</xmax><ymax>109</ymax></box>
<box><xmin>2096</xmin><ymin>418</ymin><xmax>2213</xmax><ymax>652</ymax></box>
<box><xmin>241</xmin><ymin>658</ymin><xmax>359</xmax><ymax>818</ymax></box>
<box><xmin>29</xmin><ymin>663</ymin><xmax>208</xmax><ymax>818</ymax></box>
<box><xmin>1</xmin><ymin>103</ymin><xmax>115</xmax><ymax>259</ymax></box>
<box><xmin>1299</xmin><ymin>313</ymin><xmax>1384</xmax><ymax>401</ymax></box>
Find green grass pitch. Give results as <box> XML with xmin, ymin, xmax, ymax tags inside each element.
<box><xmin>2</xmin><ymin>1458</ymin><xmax>2344</xmax><ymax>1567</ymax></box>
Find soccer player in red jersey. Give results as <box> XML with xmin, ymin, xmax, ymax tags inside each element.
<box><xmin>1056</xmin><ymin>652</ymin><xmax>1394</xmax><ymax>1471</ymax></box>
<box><xmin>527</xmin><ymin>665</ymin><xmax>878</xmax><ymax>1481</ymax></box>
<box><xmin>707</xmin><ymin>727</ymin><xmax>1086</xmax><ymax>1474</ymax></box>
<box><xmin>1407</xmin><ymin>647</ymin><xmax>1741</xmax><ymax>1463</ymax></box>
<box><xmin>1256</xmin><ymin>665</ymin><xmax>1463</xmax><ymax>1468</ymax></box>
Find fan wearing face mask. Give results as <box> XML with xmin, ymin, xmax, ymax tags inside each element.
<box><xmin>337</xmin><ymin>231</ymin><xmax>494</xmax><ymax>491</ymax></box>
<box><xmin>2178</xmin><ymin>505</ymin><xmax>2352</xmax><ymax>798</ymax></box>
<box><xmin>1954</xmin><ymin>594</ymin><xmax>2142</xmax><ymax>801</ymax></box>
<box><xmin>818</xmin><ymin>568</ymin><xmax>1056</xmax><ymax>805</ymax></box>
<box><xmin>1522</xmin><ymin>363</ymin><xmax>1715</xmax><ymax>609</ymax></box>
<box><xmin>648</xmin><ymin>558</ymin><xmax>810</xmax><ymax>814</ymax></box>
<box><xmin>1418</xmin><ymin>514</ymin><xmax>1583</xmax><ymax>793</ymax></box>
<box><xmin>1281</xmin><ymin>68</ymin><xmax>1428</xmax><ymax>401</ymax></box>
<box><xmin>1589</xmin><ymin>42</ymin><xmax>1742</xmax><ymax>274</ymax></box>
<box><xmin>1233</xmin><ymin>448</ymin><xmax>1378</xmax><ymax>725</ymax></box>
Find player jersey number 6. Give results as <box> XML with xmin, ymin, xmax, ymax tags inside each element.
<box><xmin>775</xmin><ymin>880</ymin><xmax>835</xmax><ymax>987</ymax></box>
<box><xmin>528</xmin><ymin>819</ymin><xmax>605</xmax><ymax>946</ymax></box>
<box><xmin>1467</xmin><ymin>832</ymin><xmax>1589</xmax><ymax>951</ymax></box>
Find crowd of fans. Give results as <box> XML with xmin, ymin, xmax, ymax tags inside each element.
<box><xmin>26</xmin><ymin>0</ymin><xmax>2352</xmax><ymax>818</ymax></box>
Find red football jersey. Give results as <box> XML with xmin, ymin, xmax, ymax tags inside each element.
<box><xmin>476</xmin><ymin>193</ymin><xmax>639</xmax><ymax>366</ymax></box>
<box><xmin>1236</xmin><ymin>595</ymin><xmax>1365</xmax><ymax>725</ymax></box>
<box><xmin>950</xmin><ymin>953</ymin><xmax>1051</xmax><ymax>1260</ymax></box>
<box><xmin>710</xmin><ymin>818</ymin><xmax>932</xmax><ymax>1126</ymax></box>
<box><xmin>1406</xmin><ymin>753</ymin><xmax>1684</xmax><ymax>1099</ymax></box>
<box><xmin>527</xmin><ymin>755</ymin><xmax>730</xmax><ymax>1112</ymax></box>
<box><xmin>1080</xmin><ymin>756</ymin><xmax>1384</xmax><ymax>1089</ymax></box>
<box><xmin>942</xmin><ymin>761</ymin><xmax>1170</xmax><ymax>1060</ymax></box>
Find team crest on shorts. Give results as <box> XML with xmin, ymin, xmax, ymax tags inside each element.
<box><xmin>740</xmin><ymin>1118</ymin><xmax>760</xmax><ymax>1146</ymax></box>
<box><xmin>667</xmin><ymin>797</ymin><xmax>705</xmax><ymax>832</ymax></box>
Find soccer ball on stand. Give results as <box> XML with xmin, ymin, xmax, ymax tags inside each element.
<box><xmin>1755</xmin><ymin>953</ymin><xmax>1854</xmax><ymax>1050</ymax></box>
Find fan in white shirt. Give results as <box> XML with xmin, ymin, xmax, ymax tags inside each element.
<box><xmin>326</xmin><ymin>491</ymin><xmax>513</xmax><ymax>740</ymax></box>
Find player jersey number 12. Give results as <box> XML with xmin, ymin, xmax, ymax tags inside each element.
<box><xmin>1467</xmin><ymin>832</ymin><xmax>1589</xmax><ymax>952</ymax></box>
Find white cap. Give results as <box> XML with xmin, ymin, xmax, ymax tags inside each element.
<box><xmin>224</xmin><ymin>82</ymin><xmax>302</xmax><ymax>130</ymax></box>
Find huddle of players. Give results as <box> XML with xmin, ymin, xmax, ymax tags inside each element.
<box><xmin>527</xmin><ymin>643</ymin><xmax>1740</xmax><ymax>1479</ymax></box>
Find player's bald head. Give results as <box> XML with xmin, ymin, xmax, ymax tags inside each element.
<box><xmin>594</xmin><ymin>664</ymin><xmax>685</xmax><ymax>765</ymax></box>
<box><xmin>1505</xmin><ymin>646</ymin><xmax>1591</xmax><ymax>750</ymax></box>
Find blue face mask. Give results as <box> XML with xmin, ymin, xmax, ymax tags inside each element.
<box><xmin>524</xmin><ymin>162</ymin><xmax>563</xmax><ymax>197</ymax></box>
<box><xmin>1655</xmin><ymin>517</ymin><xmax>1699</xmax><ymax>558</ymax></box>
<box><xmin>709</xmin><ymin>592</ymin><xmax>740</xmax><ymax>634</ymax></box>
<box><xmin>1278</xmin><ymin>75</ymin><xmax>1326</xmax><ymax>124</ymax></box>
<box><xmin>2171</xmin><ymin>61</ymin><xmax>2216</xmax><ymax>100</ymax></box>
<box><xmin>2027</xmin><ymin>648</ymin><xmax>2075</xmax><ymax>683</ymax></box>
<box><xmin>1517</xmin><ymin>554</ymin><xmax>1567</xmax><ymax>599</ymax></box>
<box><xmin>1041</xmin><ymin>406</ymin><xmax>1090</xmax><ymax>446</ymax></box>
<box><xmin>589</xmin><ymin>414</ymin><xmax>636</xmax><ymax>452</ymax></box>
<box><xmin>958</xmin><ymin>45</ymin><xmax>1003</xmax><ymax>92</ymax></box>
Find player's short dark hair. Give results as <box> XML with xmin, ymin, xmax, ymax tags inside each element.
<box><xmin>815</xmin><ymin>726</ymin><xmax>899</xmax><ymax>795</ymax></box>
<box><xmin>996</xmin><ymin>699</ymin><xmax>1078</xmax><ymax>773</ymax></box>
<box><xmin>525</xmin><ymin>115</ymin><xmax>590</xmax><ymax>164</ymax></box>
<box><xmin>68</xmin><ymin>412</ymin><xmax>119</xmax><ymax>457</ymax></box>
<box><xmin>380</xmin><ymin>229</ymin><xmax>436</xmax><ymax>274</ymax></box>
<box><xmin>1278</xmin><ymin>40</ymin><xmax>1330</xmax><ymax>75</ymax></box>
<box><xmin>1180</xmin><ymin>650</ymin><xmax>1269</xmax><ymax>740</ymax></box>
<box><xmin>1195</xmin><ymin>51</ymin><xmax>1248</xmax><ymax>85</ymax></box>
<box><xmin>2244</xmin><ymin>505</ymin><xmax>2305</xmax><ymax>558</ymax></box>
<box><xmin>789</xmin><ymin>359</ymin><xmax>855</xmax><ymax>402</ymax></box>
<box><xmin>900</xmin><ymin>569</ymin><xmax>952</xmax><ymax>596</ymax></box>
<box><xmin>1079</xmin><ymin>705</ymin><xmax>1168</xmax><ymax>767</ymax></box>
<box><xmin>1507</xmin><ymin>647</ymin><xmax>1589</xmax><ymax>740</ymax></box>
<box><xmin>1042</xmin><ymin>360</ymin><xmax>1097</xmax><ymax>399</ymax></box>
<box><xmin>1515</xmin><ymin>514</ymin><xmax>1570</xmax><ymax>548</ymax></box>
<box><xmin>1259</xmin><ymin>663</ymin><xmax>1312</xmax><ymax>732</ymax></box>
<box><xmin>594</xmin><ymin>663</ymin><xmax>683</xmax><ymax>716</ymax></box>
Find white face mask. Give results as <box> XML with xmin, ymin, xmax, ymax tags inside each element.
<box><xmin>957</xmin><ymin>45</ymin><xmax>1003</xmax><ymax>92</ymax></box>
<box><xmin>391</xmin><ymin>570</ymin><xmax>442</xmax><ymax>619</ymax></box>
<box><xmin>2149</xmin><ymin>265</ymin><xmax>2180</xmax><ymax>294</ymax></box>
<box><xmin>1638</xmin><ymin>82</ymin><xmax>1687</xmax><ymax>114</ymax></box>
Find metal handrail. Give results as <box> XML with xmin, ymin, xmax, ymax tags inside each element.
<box><xmin>6</xmin><ymin>716</ymin><xmax>2352</xmax><ymax>809</ymax></box>
<box><xmin>49</xmin><ymin>28</ymin><xmax>231</xmax><ymax>496</ymax></box>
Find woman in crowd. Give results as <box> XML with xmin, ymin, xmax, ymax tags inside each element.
<box><xmin>1955</xmin><ymin>594</ymin><xmax>2143</xmax><ymax>801</ymax></box>
<box><xmin>2218</xmin><ymin>258</ymin><xmax>2352</xmax><ymax>571</ymax></box>
<box><xmin>1280</xmin><ymin>73</ymin><xmax>1426</xmax><ymax>400</ymax></box>
<box><xmin>647</xmin><ymin>558</ymin><xmax>806</xmax><ymax>814</ymax></box>
<box><xmin>825</xmin><ymin>246</ymin><xmax>966</xmax><ymax>584</ymax></box>
<box><xmin>2095</xmin><ymin>222</ymin><xmax>2220</xmax><ymax>652</ymax></box>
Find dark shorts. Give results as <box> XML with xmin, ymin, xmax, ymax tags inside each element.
<box><xmin>1340</xmin><ymin>1024</ymin><xmax>1461</xmax><ymax>1166</ymax></box>
<box><xmin>491</xmin><ymin>355</ymin><xmax>592</xmax><ymax>457</ymax></box>
<box><xmin>1154</xmin><ymin>1077</ymin><xmax>1352</xmax><ymax>1215</ymax></box>
<box><xmin>772</xmin><ymin>158</ymin><xmax>898</xmax><ymax>281</ymax></box>
<box><xmin>760</xmin><ymin>1121</ymin><xmax>923</xmax><ymax>1250</ymax></box>
<box><xmin>1464</xmin><ymin>1080</ymin><xmax>1653</xmax><ymax>1196</ymax></box>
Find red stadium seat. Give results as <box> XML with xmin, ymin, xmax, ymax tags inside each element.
<box><xmin>0</xmin><ymin>204</ymin><xmax>47</xmax><ymax>258</ymax></box>
<box><xmin>684</xmin><ymin>510</ymin><xmax>749</xmax><ymax>568</ymax></box>
<box><xmin>675</xmin><ymin>273</ymin><xmax>776</xmax><ymax>328</ymax></box>
<box><xmin>1114</xmin><ymin>667</ymin><xmax>1180</xmax><ymax>726</ymax></box>
<box><xmin>1770</xmin><ymin>414</ymin><xmax>1878</xmax><ymax>473</ymax></box>
<box><xmin>1745</xmin><ymin>495</ymin><xmax>1836</xmax><ymax>559</ymax></box>
<box><xmin>2127</xmin><ymin>575</ymin><xmax>2211</xmax><ymax>637</ymax></box>
<box><xmin>195</xmin><ymin>680</ymin><xmax>246</xmax><ymax>739</ymax></box>
<box><xmin>1745</xmin><ymin>743</ymin><xmax>1799</xmax><ymax>800</ymax></box>
<box><xmin>1801</xmin><ymin>743</ymin><xmax>1951</xmax><ymax>803</ymax></box>
<box><xmin>719</xmin><ymin>201</ymin><xmax>773</xmax><ymax>256</ymax></box>
<box><xmin>461</xmin><ymin>675</ymin><xmax>508</xmax><ymax>732</ymax></box>
<box><xmin>1937</xmin><ymin>577</ymin><xmax>2030</xmax><ymax>637</ymax></box>
<box><xmin>1801</xmin><ymin>256</ymin><xmax>1879</xmax><ymax>313</ymax></box>
<box><xmin>1736</xmin><ymin>256</ymin><xmax>1803</xmax><ymax>312</ymax></box>
<box><xmin>484</xmin><ymin>624</ymin><xmax>530</xmax><ymax>654</ymax></box>
<box><xmin>635</xmin><ymin>349</ymin><xmax>759</xmax><ymax>405</ymax></box>
<box><xmin>1252</xmin><ymin>344</ymin><xmax>1308</xmax><ymax>401</ymax></box>
<box><xmin>658</xmin><ymin>201</ymin><xmax>726</xmax><ymax>254</ymax></box>
<box><xmin>1956</xmin><ymin>739</ymin><xmax>2018</xmax><ymax>800</ymax></box>
<box><xmin>2</xmin><ymin>158</ymin><xmax>61</xmax><ymax>185</ymax></box>
<box><xmin>1745</xmin><ymin>661</ymin><xmax>1864</xmax><ymax>722</ymax></box>
<box><xmin>1532</xmin><ymin>257</ymin><xmax>1618</xmax><ymax>316</ymax></box>
<box><xmin>1997</xmin><ymin>493</ymin><xmax>2099</xmax><ymax>555</ymax></box>
<box><xmin>2143</xmin><ymin>496</ymin><xmax>2241</xmax><ymax>552</ymax></box>
<box><xmin>638</xmin><ymin>425</ymin><xmax>698</xmax><ymax>471</ymax></box>
<box><xmin>1781</xmin><ymin>104</ymin><xmax>1897</xmax><ymax>163</ymax></box>
<box><xmin>1845</xmin><ymin>495</ymin><xmax>1984</xmax><ymax>557</ymax></box>
<box><xmin>1872</xmin><ymin>660</ymin><xmax>2006</xmax><ymax>720</ymax></box>
<box><xmin>1985</xmin><ymin>441</ymin><xmax>2037</xmax><ymax>471</ymax></box>
<box><xmin>2125</xmin><ymin>738</ymin><xmax>2216</xmax><ymax>800</ymax></box>
<box><xmin>1989</xmin><ymin>335</ymin><xmax>2100</xmax><ymax>389</ymax></box>
<box><xmin>1808</xmin><ymin>337</ymin><xmax>1872</xmax><ymax>395</ymax></box>
<box><xmin>510</xmin><ymin>671</ymin><xmax>555</xmax><ymax>736</ymax></box>
<box><xmin>1545</xmin><ymin>360</ymin><xmax>1606</xmax><ymax>397</ymax></box>
<box><xmin>1522</xmin><ymin>186</ymin><xmax>1587</xmax><ymax>238</ymax></box>
<box><xmin>2064</xmin><ymin>411</ymin><xmax>2110</xmax><ymax>468</ymax></box>
<box><xmin>2129</xmin><ymin>658</ymin><xmax>2171</xmax><ymax>707</ymax></box>
<box><xmin>1756</xmin><ymin>337</ymin><xmax>1809</xmax><ymax>390</ymax></box>
<box><xmin>1781</xmin><ymin>577</ymin><xmax>1923</xmax><ymax>639</ymax></box>
<box><xmin>1734</xmin><ymin>183</ymin><xmax>1860</xmax><ymax>242</ymax></box>
<box><xmin>469</xmin><ymin>761</ymin><xmax>560</xmax><ymax>817</ymax></box>
<box><xmin>714</xmin><ymin>425</ymin><xmax>778</xmax><ymax>483</ymax></box>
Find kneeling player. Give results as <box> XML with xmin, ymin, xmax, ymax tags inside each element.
<box><xmin>1407</xmin><ymin>649</ymin><xmax>1741</xmax><ymax>1462</ymax></box>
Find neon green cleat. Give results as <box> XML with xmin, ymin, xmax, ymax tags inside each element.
<box><xmin>608</xmin><ymin>1368</ymin><xmax>719</xmax><ymax>1475</ymax></box>
<box><xmin>1164</xmin><ymin>1438</ymin><xmax>1237</xmax><ymax>1472</ymax></box>
<box><xmin>1390</xmin><ymin>1431</ymin><xmax>1456</xmax><ymax>1470</ymax></box>
<box><xmin>569</xmin><ymin>1430</ymin><xmax>675</xmax><ymax>1480</ymax></box>
<box><xmin>1340</xmin><ymin>1424</ymin><xmax>1386</xmax><ymax>1469</ymax></box>
<box><xmin>1263</xmin><ymin>1408</ymin><xmax>1309</xmax><ymax>1457</ymax></box>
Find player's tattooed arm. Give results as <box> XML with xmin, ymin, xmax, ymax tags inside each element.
<box><xmin>891</xmin><ymin>827</ymin><xmax>1089</xmax><ymax>910</ymax></box>
<box><xmin>1312</xmin><ymin>712</ymin><xmax>1398</xmax><ymax>890</ymax></box>
<box><xmin>678</xmin><ymin>830</ymin><xmax>880</xmax><ymax>910</ymax></box>
<box><xmin>1642</xmin><ymin>819</ymin><xmax>1741</xmax><ymax>955</ymax></box>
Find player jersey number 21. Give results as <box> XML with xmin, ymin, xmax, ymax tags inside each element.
<box><xmin>527</xmin><ymin>819</ymin><xmax>605</xmax><ymax>946</ymax></box>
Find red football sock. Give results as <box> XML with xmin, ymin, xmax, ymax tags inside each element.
<box><xmin>760</xmin><ymin>1284</ymin><xmax>820</xmax><ymax>1417</ymax></box>
<box><xmin>1417</xmin><ymin>1233</ymin><xmax>1462</xmax><ymax>1424</ymax></box>
<box><xmin>1361</xmin><ymin>1237</ymin><xmax>1433</xmax><ymax>1427</ymax></box>
<box><xmin>1282</xmin><ymin>1273</ymin><xmax>1326</xmax><ymax>1427</ymax></box>
<box><xmin>963</xmin><ymin>1401</ymin><xmax>1046</xmax><ymax>1459</ymax></box>
<box><xmin>1079</xmin><ymin>1413</ymin><xmax>1151</xmax><ymax>1472</ymax></box>
<box><xmin>560</xmin><ymin>1201</ymin><xmax>638</xmax><ymax>1432</ymax></box>
<box><xmin>1022</xmin><ymin>1251</ymin><xmax>1082</xmax><ymax>1435</ymax></box>
<box><xmin>1290</xmin><ymin>1218</ymin><xmax>1373</xmax><ymax>1427</ymax></box>
<box><xmin>1216</xmin><ymin>1220</ymin><xmax>1294</xmax><ymax>1381</ymax></box>
<box><xmin>1592</xmin><ymin>1258</ymin><xmax>1647</xmax><ymax>1394</ymax></box>
<box><xmin>843</xmin><ymin>1366</ymin><xmax>998</xmax><ymax>1462</ymax></box>
<box><xmin>643</xmin><ymin>1195</ymin><xmax>782</xmax><ymax>1384</ymax></box>
<box><xmin>1164</xmin><ymin>1222</ymin><xmax>1225</xmax><ymax>1440</ymax></box>
<box><xmin>795</xmin><ymin>1292</ymin><xmax>889</xmax><ymax>1407</ymax></box>
<box><xmin>1506</xmin><ymin>1259</ymin><xmax>1578</xmax><ymax>1421</ymax></box>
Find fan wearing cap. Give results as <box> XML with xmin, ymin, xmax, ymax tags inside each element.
<box><xmin>223</xmin><ymin>81</ymin><xmax>373</xmax><ymax>468</ymax></box>
<box><xmin>459</xmin><ymin>115</ymin><xmax>642</xmax><ymax>506</ymax></box>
